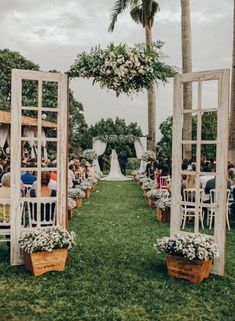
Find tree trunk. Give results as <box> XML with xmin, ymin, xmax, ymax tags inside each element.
<box><xmin>228</xmin><ymin>0</ymin><xmax>235</xmax><ymax>162</ymax></box>
<box><xmin>145</xmin><ymin>25</ymin><xmax>156</xmax><ymax>151</ymax></box>
<box><xmin>181</xmin><ymin>0</ymin><xmax>193</xmax><ymax>160</ymax></box>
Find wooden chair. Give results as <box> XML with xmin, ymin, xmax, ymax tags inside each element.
<box><xmin>27</xmin><ymin>198</ymin><xmax>57</xmax><ymax>228</ymax></box>
<box><xmin>0</xmin><ymin>199</ymin><xmax>11</xmax><ymax>243</ymax></box>
<box><xmin>181</xmin><ymin>188</ymin><xmax>204</xmax><ymax>229</ymax></box>
<box><xmin>208</xmin><ymin>189</ymin><xmax>231</xmax><ymax>230</ymax></box>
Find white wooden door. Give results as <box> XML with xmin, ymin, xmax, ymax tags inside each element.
<box><xmin>10</xmin><ymin>70</ymin><xmax>68</xmax><ymax>266</ymax></box>
<box><xmin>171</xmin><ymin>69</ymin><xmax>230</xmax><ymax>276</ymax></box>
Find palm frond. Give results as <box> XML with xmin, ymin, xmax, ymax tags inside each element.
<box><xmin>130</xmin><ymin>6</ymin><xmax>142</xmax><ymax>24</ymax></box>
<box><xmin>108</xmin><ymin>0</ymin><xmax>131</xmax><ymax>32</ymax></box>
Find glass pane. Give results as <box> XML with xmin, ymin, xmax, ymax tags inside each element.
<box><xmin>45</xmin><ymin>142</ymin><xmax>57</xmax><ymax>164</ymax></box>
<box><xmin>201</xmin><ymin>112</ymin><xmax>217</xmax><ymax>141</ymax></box>
<box><xmin>182</xmin><ymin>144</ymin><xmax>197</xmax><ymax>165</ymax></box>
<box><xmin>42</xmin><ymin>81</ymin><xmax>58</xmax><ymax>108</ymax></box>
<box><xmin>42</xmin><ymin>112</ymin><xmax>57</xmax><ymax>138</ymax></box>
<box><xmin>201</xmin><ymin>144</ymin><xmax>216</xmax><ymax>169</ymax></box>
<box><xmin>183</xmin><ymin>81</ymin><xmax>198</xmax><ymax>110</ymax></box>
<box><xmin>182</xmin><ymin>113</ymin><xmax>197</xmax><ymax>141</ymax></box>
<box><xmin>201</xmin><ymin>80</ymin><xmax>218</xmax><ymax>109</ymax></box>
<box><xmin>22</xmin><ymin>80</ymin><xmax>38</xmax><ymax>107</ymax></box>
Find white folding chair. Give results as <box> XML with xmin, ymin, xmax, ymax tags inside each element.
<box><xmin>208</xmin><ymin>189</ymin><xmax>231</xmax><ymax>230</ymax></box>
<box><xmin>0</xmin><ymin>199</ymin><xmax>11</xmax><ymax>243</ymax></box>
<box><xmin>27</xmin><ymin>198</ymin><xmax>57</xmax><ymax>228</ymax></box>
<box><xmin>181</xmin><ymin>188</ymin><xmax>204</xmax><ymax>229</ymax></box>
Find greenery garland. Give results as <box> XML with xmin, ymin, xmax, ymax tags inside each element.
<box><xmin>97</xmin><ymin>134</ymin><xmax>140</xmax><ymax>144</ymax></box>
<box><xmin>69</xmin><ymin>42</ymin><xmax>176</xmax><ymax>96</ymax></box>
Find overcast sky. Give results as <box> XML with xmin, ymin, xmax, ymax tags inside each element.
<box><xmin>0</xmin><ymin>0</ymin><xmax>233</xmax><ymax>140</ymax></box>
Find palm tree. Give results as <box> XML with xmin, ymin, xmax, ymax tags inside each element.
<box><xmin>181</xmin><ymin>0</ymin><xmax>193</xmax><ymax>160</ymax></box>
<box><xmin>228</xmin><ymin>0</ymin><xmax>235</xmax><ymax>161</ymax></box>
<box><xmin>109</xmin><ymin>0</ymin><xmax>159</xmax><ymax>151</ymax></box>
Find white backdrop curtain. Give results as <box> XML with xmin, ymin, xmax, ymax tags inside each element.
<box><xmin>0</xmin><ymin>124</ymin><xmax>9</xmax><ymax>150</ymax></box>
<box><xmin>92</xmin><ymin>138</ymin><xmax>107</xmax><ymax>172</ymax></box>
<box><xmin>134</xmin><ymin>137</ymin><xmax>147</xmax><ymax>172</ymax></box>
<box><xmin>41</xmin><ymin>129</ymin><xmax>48</xmax><ymax>160</ymax></box>
<box><xmin>23</xmin><ymin>126</ymin><xmax>36</xmax><ymax>158</ymax></box>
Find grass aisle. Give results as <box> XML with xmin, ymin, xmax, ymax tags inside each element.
<box><xmin>0</xmin><ymin>180</ymin><xmax>235</xmax><ymax>321</ymax></box>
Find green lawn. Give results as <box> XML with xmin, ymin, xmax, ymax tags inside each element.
<box><xmin>0</xmin><ymin>181</ymin><xmax>235</xmax><ymax>321</ymax></box>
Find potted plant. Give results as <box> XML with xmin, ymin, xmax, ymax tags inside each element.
<box><xmin>80</xmin><ymin>180</ymin><xmax>92</xmax><ymax>198</ymax></box>
<box><xmin>141</xmin><ymin>150</ymin><xmax>156</xmax><ymax>162</ymax></box>
<box><xmin>155</xmin><ymin>193</ymin><xmax>171</xmax><ymax>222</ymax></box>
<box><xmin>67</xmin><ymin>197</ymin><xmax>77</xmax><ymax>220</ymax></box>
<box><xmin>154</xmin><ymin>233</ymin><xmax>219</xmax><ymax>283</ymax></box>
<box><xmin>141</xmin><ymin>180</ymin><xmax>155</xmax><ymax>196</ymax></box>
<box><xmin>19</xmin><ymin>226</ymin><xmax>76</xmax><ymax>276</ymax></box>
<box><xmin>87</xmin><ymin>176</ymin><xmax>98</xmax><ymax>192</ymax></box>
<box><xmin>146</xmin><ymin>189</ymin><xmax>166</xmax><ymax>208</ymax></box>
<box><xmin>68</xmin><ymin>188</ymin><xmax>85</xmax><ymax>207</ymax></box>
<box><xmin>82</xmin><ymin>149</ymin><xmax>97</xmax><ymax>162</ymax></box>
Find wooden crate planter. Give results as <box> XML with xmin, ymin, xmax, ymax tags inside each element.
<box><xmin>76</xmin><ymin>199</ymin><xmax>83</xmax><ymax>208</ymax></box>
<box><xmin>148</xmin><ymin>199</ymin><xmax>156</xmax><ymax>208</ymax></box>
<box><xmin>156</xmin><ymin>208</ymin><xmax>170</xmax><ymax>222</ymax></box>
<box><xmin>91</xmin><ymin>184</ymin><xmax>97</xmax><ymax>192</ymax></box>
<box><xmin>23</xmin><ymin>248</ymin><xmax>68</xmax><ymax>277</ymax></box>
<box><xmin>85</xmin><ymin>189</ymin><xmax>91</xmax><ymax>198</ymax></box>
<box><xmin>68</xmin><ymin>208</ymin><xmax>72</xmax><ymax>220</ymax></box>
<box><xmin>166</xmin><ymin>255</ymin><xmax>212</xmax><ymax>284</ymax></box>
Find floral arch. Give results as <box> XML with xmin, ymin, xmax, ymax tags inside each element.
<box><xmin>92</xmin><ymin>135</ymin><xmax>147</xmax><ymax>172</ymax></box>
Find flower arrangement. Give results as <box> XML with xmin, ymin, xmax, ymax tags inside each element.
<box><xmin>139</xmin><ymin>177</ymin><xmax>151</xmax><ymax>185</ymax></box>
<box><xmin>68</xmin><ymin>197</ymin><xmax>77</xmax><ymax>209</ymax></box>
<box><xmin>94</xmin><ymin>172</ymin><xmax>102</xmax><ymax>180</ymax></box>
<box><xmin>98</xmin><ymin>134</ymin><xmax>137</xmax><ymax>144</ymax></box>
<box><xmin>69</xmin><ymin>42</ymin><xmax>176</xmax><ymax>96</ymax></box>
<box><xmin>135</xmin><ymin>173</ymin><xmax>146</xmax><ymax>182</ymax></box>
<box><xmin>155</xmin><ymin>194</ymin><xmax>171</xmax><ymax>211</ymax></box>
<box><xmin>154</xmin><ymin>233</ymin><xmax>219</xmax><ymax>261</ymax></box>
<box><xmin>19</xmin><ymin>226</ymin><xmax>76</xmax><ymax>253</ymax></box>
<box><xmin>146</xmin><ymin>189</ymin><xmax>168</xmax><ymax>201</ymax></box>
<box><xmin>82</xmin><ymin>149</ymin><xmax>97</xmax><ymax>161</ymax></box>
<box><xmin>87</xmin><ymin>176</ymin><xmax>98</xmax><ymax>185</ymax></box>
<box><xmin>141</xmin><ymin>150</ymin><xmax>156</xmax><ymax>161</ymax></box>
<box><xmin>141</xmin><ymin>180</ymin><xmax>155</xmax><ymax>191</ymax></box>
<box><xmin>68</xmin><ymin>188</ymin><xmax>85</xmax><ymax>200</ymax></box>
<box><xmin>80</xmin><ymin>180</ymin><xmax>92</xmax><ymax>191</ymax></box>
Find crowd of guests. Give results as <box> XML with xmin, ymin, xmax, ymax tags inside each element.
<box><xmin>145</xmin><ymin>155</ymin><xmax>235</xmax><ymax>218</ymax></box>
<box><xmin>0</xmin><ymin>151</ymin><xmax>94</xmax><ymax>226</ymax></box>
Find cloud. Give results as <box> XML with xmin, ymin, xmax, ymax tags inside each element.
<box><xmin>0</xmin><ymin>0</ymin><xmax>233</xmax><ymax>139</ymax></box>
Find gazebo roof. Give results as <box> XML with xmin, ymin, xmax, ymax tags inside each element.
<box><xmin>0</xmin><ymin>110</ymin><xmax>57</xmax><ymax>129</ymax></box>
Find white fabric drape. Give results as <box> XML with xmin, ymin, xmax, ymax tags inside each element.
<box><xmin>92</xmin><ymin>138</ymin><xmax>107</xmax><ymax>172</ymax></box>
<box><xmin>41</xmin><ymin>129</ymin><xmax>48</xmax><ymax>160</ymax></box>
<box><xmin>0</xmin><ymin>124</ymin><xmax>9</xmax><ymax>149</ymax></box>
<box><xmin>23</xmin><ymin>126</ymin><xmax>36</xmax><ymax>158</ymax></box>
<box><xmin>134</xmin><ymin>137</ymin><xmax>147</xmax><ymax>172</ymax></box>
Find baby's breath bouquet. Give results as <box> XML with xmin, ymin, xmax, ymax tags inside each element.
<box><xmin>154</xmin><ymin>233</ymin><xmax>219</xmax><ymax>261</ymax></box>
<box><xmin>69</xmin><ymin>42</ymin><xmax>176</xmax><ymax>96</ymax></box>
<box><xmin>68</xmin><ymin>197</ymin><xmax>77</xmax><ymax>209</ymax></box>
<box><xmin>82</xmin><ymin>149</ymin><xmax>97</xmax><ymax>161</ymax></box>
<box><xmin>141</xmin><ymin>150</ymin><xmax>156</xmax><ymax>161</ymax></box>
<box><xmin>80</xmin><ymin>180</ymin><xmax>92</xmax><ymax>191</ymax></box>
<box><xmin>155</xmin><ymin>194</ymin><xmax>171</xmax><ymax>211</ymax></box>
<box><xmin>147</xmin><ymin>189</ymin><xmax>168</xmax><ymax>201</ymax></box>
<box><xmin>135</xmin><ymin>173</ymin><xmax>146</xmax><ymax>182</ymax></box>
<box><xmin>139</xmin><ymin>177</ymin><xmax>151</xmax><ymax>185</ymax></box>
<box><xmin>87</xmin><ymin>176</ymin><xmax>98</xmax><ymax>185</ymax></box>
<box><xmin>141</xmin><ymin>180</ymin><xmax>155</xmax><ymax>191</ymax></box>
<box><xmin>19</xmin><ymin>226</ymin><xmax>76</xmax><ymax>253</ymax></box>
<box><xmin>68</xmin><ymin>188</ymin><xmax>85</xmax><ymax>200</ymax></box>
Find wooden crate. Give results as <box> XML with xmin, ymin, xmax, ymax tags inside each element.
<box><xmin>85</xmin><ymin>189</ymin><xmax>91</xmax><ymax>198</ymax></box>
<box><xmin>76</xmin><ymin>199</ymin><xmax>83</xmax><ymax>208</ymax></box>
<box><xmin>156</xmin><ymin>208</ymin><xmax>170</xmax><ymax>222</ymax></box>
<box><xmin>24</xmin><ymin>248</ymin><xmax>68</xmax><ymax>277</ymax></box>
<box><xmin>166</xmin><ymin>255</ymin><xmax>212</xmax><ymax>284</ymax></box>
<box><xmin>148</xmin><ymin>199</ymin><xmax>156</xmax><ymax>208</ymax></box>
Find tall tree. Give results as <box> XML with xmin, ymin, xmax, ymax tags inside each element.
<box><xmin>0</xmin><ymin>49</ymin><xmax>88</xmax><ymax>155</ymax></box>
<box><xmin>228</xmin><ymin>0</ymin><xmax>235</xmax><ymax>161</ymax></box>
<box><xmin>181</xmin><ymin>0</ymin><xmax>193</xmax><ymax>160</ymax></box>
<box><xmin>109</xmin><ymin>0</ymin><xmax>159</xmax><ymax>151</ymax></box>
